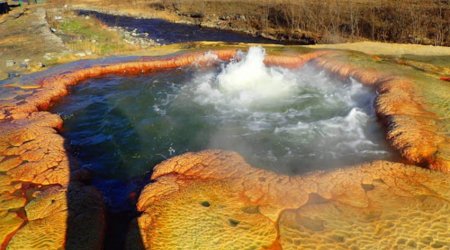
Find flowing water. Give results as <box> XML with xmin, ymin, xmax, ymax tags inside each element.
<box><xmin>77</xmin><ymin>10</ymin><xmax>287</xmax><ymax>45</ymax></box>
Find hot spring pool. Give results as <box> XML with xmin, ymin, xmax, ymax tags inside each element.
<box><xmin>51</xmin><ymin>47</ymin><xmax>395</xmax><ymax>210</ymax></box>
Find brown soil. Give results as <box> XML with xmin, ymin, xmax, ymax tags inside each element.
<box><xmin>0</xmin><ymin>5</ymin><xmax>149</xmax><ymax>81</ymax></box>
<box><xmin>307</xmin><ymin>41</ymin><xmax>450</xmax><ymax>56</ymax></box>
<box><xmin>0</xmin><ymin>6</ymin><xmax>67</xmax><ymax>80</ymax></box>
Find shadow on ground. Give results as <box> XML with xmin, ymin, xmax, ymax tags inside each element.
<box><xmin>62</xmin><ymin>97</ymin><xmax>147</xmax><ymax>250</ymax></box>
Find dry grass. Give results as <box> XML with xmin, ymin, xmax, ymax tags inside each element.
<box><xmin>60</xmin><ymin>0</ymin><xmax>449</xmax><ymax>46</ymax></box>
<box><xmin>307</xmin><ymin>41</ymin><xmax>450</xmax><ymax>56</ymax></box>
<box><xmin>166</xmin><ymin>0</ymin><xmax>450</xmax><ymax>45</ymax></box>
<box><xmin>46</xmin><ymin>9</ymin><xmax>141</xmax><ymax>56</ymax></box>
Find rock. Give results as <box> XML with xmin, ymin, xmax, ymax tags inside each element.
<box><xmin>136</xmin><ymin>150</ymin><xmax>450</xmax><ymax>249</ymax></box>
<box><xmin>5</xmin><ymin>60</ymin><xmax>15</xmax><ymax>67</ymax></box>
<box><xmin>6</xmin><ymin>184</ymin><xmax>105</xmax><ymax>250</ymax></box>
<box><xmin>0</xmin><ymin>50</ymin><xmax>245</xmax><ymax>248</ymax></box>
<box><xmin>0</xmin><ymin>49</ymin><xmax>448</xmax><ymax>249</ymax></box>
<box><xmin>75</xmin><ymin>52</ymin><xmax>86</xmax><ymax>57</ymax></box>
<box><xmin>43</xmin><ymin>53</ymin><xmax>54</xmax><ymax>60</ymax></box>
<box><xmin>313</xmin><ymin>53</ymin><xmax>450</xmax><ymax>172</ymax></box>
<box><xmin>20</xmin><ymin>59</ymin><xmax>30</xmax><ymax>69</ymax></box>
<box><xmin>188</xmin><ymin>12</ymin><xmax>204</xmax><ymax>19</ymax></box>
<box><xmin>7</xmin><ymin>72</ymin><xmax>20</xmax><ymax>78</ymax></box>
<box><xmin>0</xmin><ymin>110</ymin><xmax>104</xmax><ymax>249</ymax></box>
<box><xmin>0</xmin><ymin>213</ymin><xmax>23</xmax><ymax>245</ymax></box>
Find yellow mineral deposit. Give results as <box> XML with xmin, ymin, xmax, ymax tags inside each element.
<box><xmin>0</xmin><ymin>48</ymin><xmax>448</xmax><ymax>249</ymax></box>
<box><xmin>137</xmin><ymin>150</ymin><xmax>450</xmax><ymax>249</ymax></box>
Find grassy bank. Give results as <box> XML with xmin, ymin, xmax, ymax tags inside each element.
<box><xmin>46</xmin><ymin>9</ymin><xmax>140</xmax><ymax>56</ymax></box>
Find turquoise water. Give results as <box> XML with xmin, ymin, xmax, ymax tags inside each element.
<box><xmin>52</xmin><ymin>48</ymin><xmax>395</xmax><ymax>211</ymax></box>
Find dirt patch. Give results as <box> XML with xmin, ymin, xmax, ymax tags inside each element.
<box><xmin>0</xmin><ymin>5</ymin><xmax>153</xmax><ymax>81</ymax></box>
<box><xmin>307</xmin><ymin>41</ymin><xmax>450</xmax><ymax>56</ymax></box>
<box><xmin>0</xmin><ymin>6</ymin><xmax>67</xmax><ymax>80</ymax></box>
<box><xmin>46</xmin><ymin>8</ymin><xmax>156</xmax><ymax>55</ymax></box>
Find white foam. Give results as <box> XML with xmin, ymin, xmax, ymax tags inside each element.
<box><xmin>192</xmin><ymin>47</ymin><xmax>299</xmax><ymax>108</ymax></box>
<box><xmin>180</xmin><ymin>46</ymin><xmax>389</xmax><ymax>168</ymax></box>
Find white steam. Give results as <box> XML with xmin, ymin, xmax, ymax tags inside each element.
<box><xmin>194</xmin><ymin>47</ymin><xmax>299</xmax><ymax>108</ymax></box>
<box><xmin>216</xmin><ymin>47</ymin><xmax>297</xmax><ymax>106</ymax></box>
<box><xmin>174</xmin><ymin>47</ymin><xmax>390</xmax><ymax>173</ymax></box>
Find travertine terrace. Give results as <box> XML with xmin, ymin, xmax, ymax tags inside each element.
<box><xmin>0</xmin><ymin>48</ymin><xmax>449</xmax><ymax>249</ymax></box>
<box><xmin>137</xmin><ymin>150</ymin><xmax>449</xmax><ymax>249</ymax></box>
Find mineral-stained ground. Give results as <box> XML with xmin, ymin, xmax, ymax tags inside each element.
<box><xmin>0</xmin><ymin>46</ymin><xmax>449</xmax><ymax>249</ymax></box>
<box><xmin>137</xmin><ymin>150</ymin><xmax>450</xmax><ymax>249</ymax></box>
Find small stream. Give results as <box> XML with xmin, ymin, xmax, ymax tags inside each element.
<box><xmin>77</xmin><ymin>10</ymin><xmax>290</xmax><ymax>45</ymax></box>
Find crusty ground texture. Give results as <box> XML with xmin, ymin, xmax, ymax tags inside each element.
<box><xmin>0</xmin><ymin>47</ymin><xmax>449</xmax><ymax>249</ymax></box>
<box><xmin>138</xmin><ymin>150</ymin><xmax>450</xmax><ymax>249</ymax></box>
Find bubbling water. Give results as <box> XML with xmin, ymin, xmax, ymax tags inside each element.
<box><xmin>45</xmin><ymin>47</ymin><xmax>402</xmax><ymax>250</ymax></box>
<box><xmin>194</xmin><ymin>48</ymin><xmax>303</xmax><ymax>109</ymax></box>
<box><xmin>54</xmin><ymin>47</ymin><xmax>394</xmax><ymax>185</ymax></box>
<box><xmin>170</xmin><ymin>47</ymin><xmax>391</xmax><ymax>173</ymax></box>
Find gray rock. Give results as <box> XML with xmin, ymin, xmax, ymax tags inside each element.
<box><xmin>7</xmin><ymin>72</ymin><xmax>21</xmax><ymax>78</ymax></box>
<box><xmin>43</xmin><ymin>53</ymin><xmax>54</xmax><ymax>60</ymax></box>
<box><xmin>6</xmin><ymin>60</ymin><xmax>15</xmax><ymax>67</ymax></box>
<box><xmin>20</xmin><ymin>59</ymin><xmax>30</xmax><ymax>68</ymax></box>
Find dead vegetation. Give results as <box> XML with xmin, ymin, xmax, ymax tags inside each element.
<box><xmin>71</xmin><ymin>0</ymin><xmax>449</xmax><ymax>46</ymax></box>
<box><xmin>157</xmin><ymin>0</ymin><xmax>450</xmax><ymax>45</ymax></box>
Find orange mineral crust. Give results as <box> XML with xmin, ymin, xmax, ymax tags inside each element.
<box><xmin>0</xmin><ymin>50</ymin><xmax>329</xmax><ymax>120</ymax></box>
<box><xmin>0</xmin><ymin>50</ymin><xmax>328</xmax><ymax>249</ymax></box>
<box><xmin>0</xmin><ymin>111</ymin><xmax>104</xmax><ymax>249</ymax></box>
<box><xmin>312</xmin><ymin>55</ymin><xmax>450</xmax><ymax>172</ymax></box>
<box><xmin>0</xmin><ymin>48</ymin><xmax>448</xmax><ymax>249</ymax></box>
<box><xmin>137</xmin><ymin>150</ymin><xmax>450</xmax><ymax>249</ymax></box>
